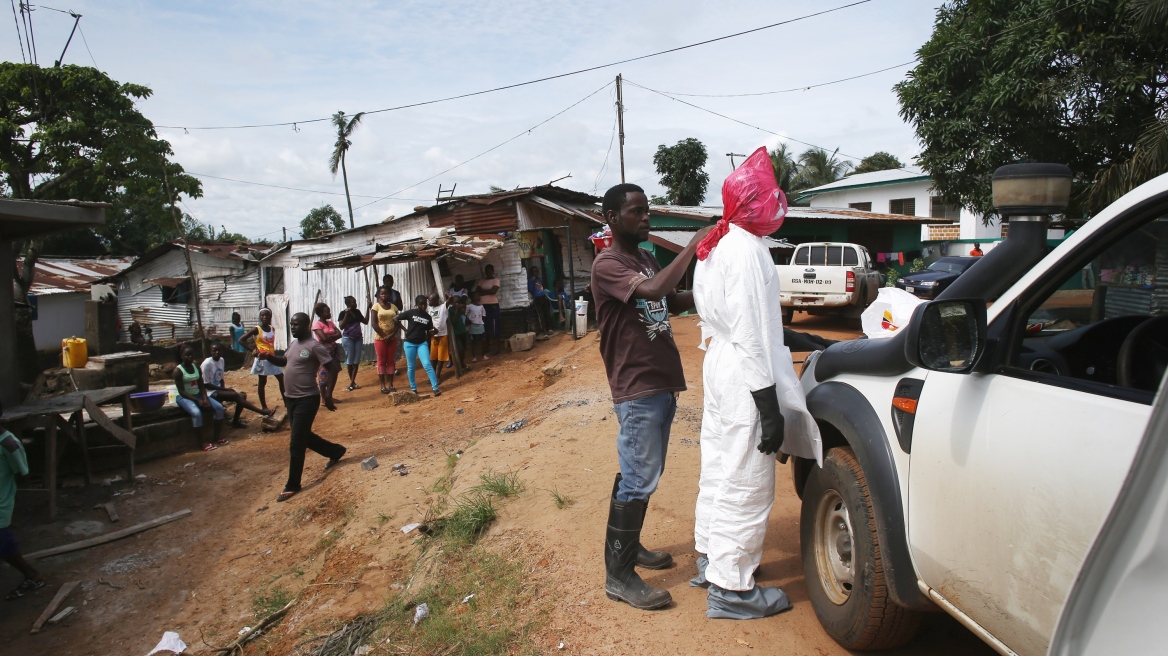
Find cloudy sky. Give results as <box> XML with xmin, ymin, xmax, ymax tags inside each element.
<box><xmin>5</xmin><ymin>0</ymin><xmax>944</xmax><ymax>241</ymax></box>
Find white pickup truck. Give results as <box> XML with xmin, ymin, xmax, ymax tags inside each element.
<box><xmin>776</xmin><ymin>242</ymin><xmax>882</xmax><ymax>325</ymax></box>
<box><xmin>791</xmin><ymin>166</ymin><xmax>1168</xmax><ymax>655</ymax></box>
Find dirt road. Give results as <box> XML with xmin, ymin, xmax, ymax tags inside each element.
<box><xmin>1</xmin><ymin>313</ymin><xmax>995</xmax><ymax>655</ymax></box>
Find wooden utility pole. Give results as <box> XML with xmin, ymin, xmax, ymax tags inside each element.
<box><xmin>616</xmin><ymin>74</ymin><xmax>626</xmax><ymax>183</ymax></box>
<box><xmin>163</xmin><ymin>166</ymin><xmax>208</xmax><ymax>356</ymax></box>
<box><xmin>282</xmin><ymin>227</ymin><xmax>287</xmax><ymax>242</ymax></box>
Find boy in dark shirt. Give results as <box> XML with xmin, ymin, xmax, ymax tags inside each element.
<box><xmin>395</xmin><ymin>295</ymin><xmax>441</xmax><ymax>396</ymax></box>
<box><xmin>592</xmin><ymin>183</ymin><xmax>712</xmax><ymax>610</ymax></box>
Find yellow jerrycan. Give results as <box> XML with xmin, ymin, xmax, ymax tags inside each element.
<box><xmin>62</xmin><ymin>337</ymin><xmax>88</xmax><ymax>368</ymax></box>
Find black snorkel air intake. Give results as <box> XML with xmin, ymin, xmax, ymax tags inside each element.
<box><xmin>812</xmin><ymin>163</ymin><xmax>1072</xmax><ymax>382</ymax></box>
<box><xmin>937</xmin><ymin>163</ymin><xmax>1072</xmax><ymax>302</ymax></box>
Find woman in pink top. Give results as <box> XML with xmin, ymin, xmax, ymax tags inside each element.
<box><xmin>312</xmin><ymin>302</ymin><xmax>344</xmax><ymax>401</ymax></box>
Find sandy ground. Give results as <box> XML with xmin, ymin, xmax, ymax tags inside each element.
<box><xmin>1</xmin><ymin>313</ymin><xmax>995</xmax><ymax>655</ymax></box>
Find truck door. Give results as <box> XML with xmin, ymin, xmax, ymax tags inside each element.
<box><xmin>907</xmin><ymin>211</ymin><xmax>1167</xmax><ymax>655</ymax></box>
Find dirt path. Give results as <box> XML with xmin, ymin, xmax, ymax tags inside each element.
<box><xmin>1</xmin><ymin>314</ymin><xmax>995</xmax><ymax>655</ymax></box>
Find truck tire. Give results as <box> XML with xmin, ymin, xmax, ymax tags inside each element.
<box><xmin>782</xmin><ymin>306</ymin><xmax>795</xmax><ymax>325</ymax></box>
<box><xmin>800</xmin><ymin>447</ymin><xmax>922</xmax><ymax>650</ymax></box>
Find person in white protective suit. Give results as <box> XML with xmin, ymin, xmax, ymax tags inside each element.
<box><xmin>690</xmin><ymin>146</ymin><xmax>823</xmax><ymax>619</ymax></box>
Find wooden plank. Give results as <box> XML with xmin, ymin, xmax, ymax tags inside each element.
<box><xmin>45</xmin><ymin>415</ymin><xmax>57</xmax><ymax>520</ymax></box>
<box><xmin>96</xmin><ymin>502</ymin><xmax>119</xmax><ymax>523</ymax></box>
<box><xmin>121</xmin><ymin>392</ymin><xmax>135</xmax><ymax>479</ymax></box>
<box><xmin>83</xmin><ymin>396</ymin><xmax>137</xmax><ymax>449</ymax></box>
<box><xmin>30</xmin><ymin>581</ymin><xmax>79</xmax><ymax>633</ymax></box>
<box><xmin>48</xmin><ymin>606</ymin><xmax>76</xmax><ymax>624</ymax></box>
<box><xmin>75</xmin><ymin>411</ymin><xmax>92</xmax><ymax>486</ymax></box>
<box><xmin>3</xmin><ymin>386</ymin><xmax>137</xmax><ymax>422</ymax></box>
<box><xmin>26</xmin><ymin>509</ymin><xmax>192</xmax><ymax>560</ymax></box>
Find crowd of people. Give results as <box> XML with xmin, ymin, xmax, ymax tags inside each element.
<box><xmin>168</xmin><ymin>270</ymin><xmax>519</xmax><ymax>502</ymax></box>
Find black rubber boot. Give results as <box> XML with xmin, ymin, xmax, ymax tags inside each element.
<box><xmin>611</xmin><ymin>474</ymin><xmax>673</xmax><ymax>570</ymax></box>
<box><xmin>605</xmin><ymin>496</ymin><xmax>672</xmax><ymax>610</ymax></box>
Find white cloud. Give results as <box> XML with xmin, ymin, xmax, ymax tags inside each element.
<box><xmin>4</xmin><ymin>0</ymin><xmax>943</xmax><ymax>239</ymax></box>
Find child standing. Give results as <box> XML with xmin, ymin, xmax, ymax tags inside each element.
<box><xmin>239</xmin><ymin>308</ymin><xmax>285</xmax><ymax>411</ymax></box>
<box><xmin>426</xmin><ymin>293</ymin><xmax>450</xmax><ymax>373</ymax></box>
<box><xmin>396</xmin><ymin>295</ymin><xmax>440</xmax><ymax>396</ymax></box>
<box><xmin>1</xmin><ymin>402</ymin><xmax>45</xmax><ymax>600</ymax></box>
<box><xmin>451</xmin><ymin>296</ymin><xmax>469</xmax><ymax>370</ymax></box>
<box><xmin>466</xmin><ymin>292</ymin><xmax>487</xmax><ymax>361</ymax></box>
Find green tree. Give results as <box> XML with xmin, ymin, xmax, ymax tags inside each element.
<box><xmin>300</xmin><ymin>204</ymin><xmax>345</xmax><ymax>239</ymax></box>
<box><xmin>769</xmin><ymin>143</ymin><xmax>799</xmax><ymax>196</ymax></box>
<box><xmin>895</xmin><ymin>0</ymin><xmax>1168</xmax><ymax>219</ymax></box>
<box><xmin>852</xmin><ymin>151</ymin><xmax>904</xmax><ymax>175</ymax></box>
<box><xmin>794</xmin><ymin>147</ymin><xmax>852</xmax><ymax>190</ymax></box>
<box><xmin>1</xmin><ymin>63</ymin><xmax>201</xmax><ymax>382</ymax></box>
<box><xmin>653</xmin><ymin>137</ymin><xmax>710</xmax><ymax>205</ymax></box>
<box><xmin>0</xmin><ymin>63</ymin><xmax>202</xmax><ymax>255</ymax></box>
<box><xmin>329</xmin><ymin>110</ymin><xmax>365</xmax><ymax>229</ymax></box>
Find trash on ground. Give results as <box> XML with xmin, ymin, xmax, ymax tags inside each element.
<box><xmin>413</xmin><ymin>603</ymin><xmax>429</xmax><ymax>626</ymax></box>
<box><xmin>462</xmin><ymin>594</ymin><xmax>475</xmax><ymax>603</ymax></box>
<box><xmin>455</xmin><ymin>407</ymin><xmax>463</xmax><ymax>414</ymax></box>
<box><xmin>501</xmin><ymin>418</ymin><xmax>528</xmax><ymax>433</ymax></box>
<box><xmin>145</xmin><ymin>631</ymin><xmax>187</xmax><ymax>655</ymax></box>
<box><xmin>354</xmin><ymin>646</ymin><xmax>373</xmax><ymax>656</ymax></box>
<box><xmin>400</xmin><ymin>522</ymin><xmax>421</xmax><ymax>534</ymax></box>
<box><xmin>392</xmin><ymin>463</ymin><xmax>409</xmax><ymax>476</ymax></box>
<box><xmin>102</xmin><ymin>475</ymin><xmax>123</xmax><ymax>486</ymax></box>
<box><xmin>361</xmin><ymin>456</ymin><xmax>379</xmax><ymax>470</ymax></box>
<box><xmin>238</xmin><ymin>626</ymin><xmax>252</xmax><ymax>636</ymax></box>
<box><xmin>135</xmin><ymin>474</ymin><xmax>147</xmax><ymax>480</ymax></box>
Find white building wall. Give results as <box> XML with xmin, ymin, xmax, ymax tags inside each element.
<box><xmin>32</xmin><ymin>292</ymin><xmax>86</xmax><ymax>350</ymax></box>
<box><xmin>808</xmin><ymin>179</ymin><xmax>998</xmax><ymax>242</ymax></box>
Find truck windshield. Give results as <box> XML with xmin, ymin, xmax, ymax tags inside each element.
<box><xmin>796</xmin><ymin>245</ymin><xmax>856</xmax><ymax>266</ymax></box>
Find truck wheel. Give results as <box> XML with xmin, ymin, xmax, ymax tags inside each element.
<box><xmin>782</xmin><ymin>306</ymin><xmax>795</xmax><ymax>324</ymax></box>
<box><xmin>800</xmin><ymin>447</ymin><xmax>922</xmax><ymax>650</ymax></box>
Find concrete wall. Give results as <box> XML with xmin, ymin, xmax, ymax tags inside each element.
<box><xmin>32</xmin><ymin>291</ymin><xmax>86</xmax><ymax>351</ymax></box>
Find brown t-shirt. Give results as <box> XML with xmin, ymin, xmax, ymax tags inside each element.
<box><xmin>591</xmin><ymin>248</ymin><xmax>686</xmax><ymax>403</ymax></box>
<box><xmin>283</xmin><ymin>337</ymin><xmax>333</xmax><ymax>399</ymax></box>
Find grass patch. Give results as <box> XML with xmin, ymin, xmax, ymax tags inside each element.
<box><xmin>314</xmin><ymin>528</ymin><xmax>342</xmax><ymax>555</ymax></box>
<box><xmin>303</xmin><ymin>546</ymin><xmax>546</xmax><ymax>656</ymax></box>
<box><xmin>441</xmin><ymin>493</ymin><xmax>497</xmax><ymax>545</ymax></box>
<box><xmin>377</xmin><ymin>512</ymin><xmax>392</xmax><ymax>524</ymax></box>
<box><xmin>549</xmin><ymin>486</ymin><xmax>575</xmax><ymax>509</ymax></box>
<box><xmin>473</xmin><ymin>470</ymin><xmax>525</xmax><ymax>497</ymax></box>
<box><xmin>252</xmin><ymin>586</ymin><xmax>293</xmax><ymax>619</ymax></box>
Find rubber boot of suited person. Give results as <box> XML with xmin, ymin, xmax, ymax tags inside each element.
<box><xmin>605</xmin><ymin>496</ymin><xmax>672</xmax><ymax>610</ymax></box>
<box><xmin>612</xmin><ymin>474</ymin><xmax>673</xmax><ymax>569</ymax></box>
<box><xmin>706</xmin><ymin>583</ymin><xmax>791</xmax><ymax>620</ymax></box>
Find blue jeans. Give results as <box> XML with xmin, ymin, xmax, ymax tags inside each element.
<box><xmin>614</xmin><ymin>392</ymin><xmax>678</xmax><ymax>502</ymax></box>
<box><xmin>176</xmin><ymin>395</ymin><xmax>225</xmax><ymax>428</ymax></box>
<box><xmin>341</xmin><ymin>336</ymin><xmax>362</xmax><ymax>365</ymax></box>
<box><xmin>403</xmin><ymin>340</ymin><xmax>439</xmax><ymax>392</ymax></box>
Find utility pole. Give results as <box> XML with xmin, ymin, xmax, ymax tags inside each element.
<box><xmin>616</xmin><ymin>74</ymin><xmax>626</xmax><ymax>183</ymax></box>
<box><xmin>727</xmin><ymin>153</ymin><xmax>746</xmax><ymax>170</ymax></box>
<box><xmin>54</xmin><ymin>12</ymin><xmax>81</xmax><ymax>67</ymax></box>
<box><xmin>282</xmin><ymin>227</ymin><xmax>287</xmax><ymax>242</ymax></box>
<box><xmin>163</xmin><ymin>165</ymin><xmax>208</xmax><ymax>357</ymax></box>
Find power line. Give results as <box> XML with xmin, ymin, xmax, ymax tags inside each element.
<box><xmin>592</xmin><ymin>111</ymin><xmax>619</xmax><ymax>194</ymax></box>
<box><xmin>186</xmin><ymin>171</ymin><xmax>430</xmax><ymax>201</ymax></box>
<box><xmin>649</xmin><ymin>0</ymin><xmax>1090</xmax><ymax>98</ymax></box>
<box><xmin>20</xmin><ymin>1</ymin><xmax>37</xmax><ymax>64</ymax></box>
<box><xmin>76</xmin><ymin>23</ymin><xmax>95</xmax><ymax>67</ymax></box>
<box><xmin>10</xmin><ymin>0</ymin><xmax>26</xmax><ymax>62</ymax></box>
<box><xmin>143</xmin><ymin>1</ymin><xmax>873</xmax><ymax>131</ymax></box>
<box><xmin>352</xmin><ymin>80</ymin><xmax>614</xmax><ymax>211</ymax></box>
<box><xmin>624</xmin><ymin>78</ymin><xmax>920</xmax><ymax>173</ymax></box>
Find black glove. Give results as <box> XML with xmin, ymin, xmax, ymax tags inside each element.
<box><xmin>751</xmin><ymin>385</ymin><xmax>785</xmax><ymax>455</ymax></box>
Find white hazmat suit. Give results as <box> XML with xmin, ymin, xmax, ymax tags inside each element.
<box><xmin>692</xmin><ymin>222</ymin><xmax>823</xmax><ymax>603</ymax></box>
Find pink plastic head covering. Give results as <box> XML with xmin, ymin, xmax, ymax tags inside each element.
<box><xmin>696</xmin><ymin>146</ymin><xmax>788</xmax><ymax>261</ymax></box>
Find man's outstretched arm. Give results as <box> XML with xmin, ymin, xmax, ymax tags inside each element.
<box><xmin>629</xmin><ymin>225</ymin><xmax>713</xmax><ymax>302</ymax></box>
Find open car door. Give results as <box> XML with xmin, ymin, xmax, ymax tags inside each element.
<box><xmin>1049</xmin><ymin>370</ymin><xmax>1168</xmax><ymax>656</ymax></box>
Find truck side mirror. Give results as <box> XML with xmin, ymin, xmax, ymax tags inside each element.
<box><xmin>904</xmin><ymin>299</ymin><xmax>987</xmax><ymax>374</ymax></box>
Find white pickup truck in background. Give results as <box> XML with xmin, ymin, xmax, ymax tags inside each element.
<box><xmin>776</xmin><ymin>242</ymin><xmax>882</xmax><ymax>325</ymax></box>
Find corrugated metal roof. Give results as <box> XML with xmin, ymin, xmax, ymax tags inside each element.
<box><xmin>110</xmin><ymin>240</ymin><xmax>271</xmax><ymax>281</ymax></box>
<box><xmin>451</xmin><ymin>201</ymin><xmax>518</xmax><ymax>233</ymax></box>
<box><xmin>648</xmin><ymin>230</ymin><xmax>792</xmax><ymax>253</ymax></box>
<box><xmin>307</xmin><ymin>235</ymin><xmax>507</xmax><ymax>270</ymax></box>
<box><xmin>796</xmin><ymin>169</ymin><xmax>931</xmax><ymax>196</ymax></box>
<box><xmin>649</xmin><ymin>205</ymin><xmax>949</xmax><ymax>225</ymax></box>
<box><xmin>18</xmin><ymin>256</ymin><xmax>134</xmax><ymax>295</ymax></box>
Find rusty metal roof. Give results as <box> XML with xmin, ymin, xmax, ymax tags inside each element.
<box><xmin>649</xmin><ymin>205</ymin><xmax>952</xmax><ymax>225</ymax></box>
<box><xmin>306</xmin><ymin>234</ymin><xmax>506</xmax><ymax>270</ymax></box>
<box><xmin>17</xmin><ymin>256</ymin><xmax>135</xmax><ymax>295</ymax></box>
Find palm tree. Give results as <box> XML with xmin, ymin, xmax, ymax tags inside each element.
<box><xmin>794</xmin><ymin>147</ymin><xmax>853</xmax><ymax>191</ymax></box>
<box><xmin>769</xmin><ymin>143</ymin><xmax>799</xmax><ymax>196</ymax></box>
<box><xmin>329</xmin><ymin>110</ymin><xmax>365</xmax><ymax>229</ymax></box>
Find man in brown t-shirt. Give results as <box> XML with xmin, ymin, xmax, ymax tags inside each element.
<box><xmin>592</xmin><ymin>183</ymin><xmax>712</xmax><ymax>610</ymax></box>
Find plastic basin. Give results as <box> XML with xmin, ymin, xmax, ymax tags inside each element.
<box><xmin>129</xmin><ymin>390</ymin><xmax>168</xmax><ymax>413</ymax></box>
